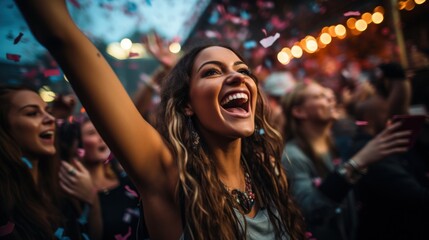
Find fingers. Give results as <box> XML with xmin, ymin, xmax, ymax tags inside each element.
<box><xmin>71</xmin><ymin>159</ymin><xmax>85</xmax><ymax>172</ymax></box>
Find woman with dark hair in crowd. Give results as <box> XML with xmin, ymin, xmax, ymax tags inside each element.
<box><xmin>280</xmin><ymin>81</ymin><xmax>410</xmax><ymax>240</ymax></box>
<box><xmin>57</xmin><ymin>116</ymin><xmax>147</xmax><ymax>239</ymax></box>
<box><xmin>15</xmin><ymin>0</ymin><xmax>306</xmax><ymax>239</ymax></box>
<box><xmin>0</xmin><ymin>85</ymin><xmax>101</xmax><ymax>239</ymax></box>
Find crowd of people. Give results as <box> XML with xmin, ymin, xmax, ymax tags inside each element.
<box><xmin>1</xmin><ymin>0</ymin><xmax>428</xmax><ymax>240</ymax></box>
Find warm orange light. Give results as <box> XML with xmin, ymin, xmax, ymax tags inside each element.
<box><xmin>362</xmin><ymin>12</ymin><xmax>373</xmax><ymax>24</ymax></box>
<box><xmin>347</xmin><ymin>18</ymin><xmax>357</xmax><ymax>29</ymax></box>
<box><xmin>355</xmin><ymin>19</ymin><xmax>368</xmax><ymax>31</ymax></box>
<box><xmin>405</xmin><ymin>0</ymin><xmax>416</xmax><ymax>10</ymax></box>
<box><xmin>374</xmin><ymin>6</ymin><xmax>385</xmax><ymax>14</ymax></box>
<box><xmin>305</xmin><ymin>36</ymin><xmax>318</xmax><ymax>53</ymax></box>
<box><xmin>277</xmin><ymin>50</ymin><xmax>291</xmax><ymax>65</ymax></box>
<box><xmin>328</xmin><ymin>26</ymin><xmax>337</xmax><ymax>37</ymax></box>
<box><xmin>372</xmin><ymin>12</ymin><xmax>384</xmax><ymax>24</ymax></box>
<box><xmin>291</xmin><ymin>45</ymin><xmax>303</xmax><ymax>58</ymax></box>
<box><xmin>334</xmin><ymin>24</ymin><xmax>346</xmax><ymax>36</ymax></box>
<box><xmin>319</xmin><ymin>33</ymin><xmax>332</xmax><ymax>44</ymax></box>
<box><xmin>415</xmin><ymin>0</ymin><xmax>426</xmax><ymax>4</ymax></box>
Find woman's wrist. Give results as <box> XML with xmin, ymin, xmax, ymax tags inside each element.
<box><xmin>337</xmin><ymin>159</ymin><xmax>367</xmax><ymax>184</ymax></box>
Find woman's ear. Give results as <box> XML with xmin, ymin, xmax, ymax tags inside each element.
<box><xmin>291</xmin><ymin>106</ymin><xmax>307</xmax><ymax>120</ymax></box>
<box><xmin>184</xmin><ymin>103</ymin><xmax>194</xmax><ymax>116</ymax></box>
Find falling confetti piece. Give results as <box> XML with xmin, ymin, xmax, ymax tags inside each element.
<box><xmin>259</xmin><ymin>33</ymin><xmax>280</xmax><ymax>48</ymax></box>
<box><xmin>104</xmin><ymin>152</ymin><xmax>114</xmax><ymax>164</ymax></box>
<box><xmin>6</xmin><ymin>53</ymin><xmax>21</xmax><ymax>62</ymax></box>
<box><xmin>262</xmin><ymin>29</ymin><xmax>267</xmax><ymax>37</ymax></box>
<box><xmin>14</xmin><ymin>32</ymin><xmax>23</xmax><ymax>44</ymax></box>
<box><xmin>78</xmin><ymin>204</ymin><xmax>90</xmax><ymax>225</ymax></box>
<box><xmin>129</xmin><ymin>52</ymin><xmax>139</xmax><ymax>58</ymax></box>
<box><xmin>355</xmin><ymin>121</ymin><xmax>368</xmax><ymax>126</ymax></box>
<box><xmin>344</xmin><ymin>11</ymin><xmax>361</xmax><ymax>17</ymax></box>
<box><xmin>43</xmin><ymin>69</ymin><xmax>61</xmax><ymax>77</ymax></box>
<box><xmin>0</xmin><ymin>221</ymin><xmax>14</xmax><ymax>237</ymax></box>
<box><xmin>21</xmin><ymin>157</ymin><xmax>32</xmax><ymax>169</ymax></box>
<box><xmin>56</xmin><ymin>119</ymin><xmax>65</xmax><ymax>126</ymax></box>
<box><xmin>76</xmin><ymin>148</ymin><xmax>85</xmax><ymax>158</ymax></box>
<box><xmin>124</xmin><ymin>185</ymin><xmax>139</xmax><ymax>198</ymax></box>
<box><xmin>114</xmin><ymin>226</ymin><xmax>132</xmax><ymax>240</ymax></box>
<box><xmin>243</xmin><ymin>41</ymin><xmax>257</xmax><ymax>49</ymax></box>
<box><xmin>312</xmin><ymin>177</ymin><xmax>322</xmax><ymax>187</ymax></box>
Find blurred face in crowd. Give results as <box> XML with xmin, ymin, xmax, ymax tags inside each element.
<box><xmin>7</xmin><ymin>90</ymin><xmax>56</xmax><ymax>158</ymax></box>
<box><xmin>187</xmin><ymin>46</ymin><xmax>258</xmax><ymax>140</ymax></box>
<box><xmin>80</xmin><ymin>121</ymin><xmax>110</xmax><ymax>163</ymax></box>
<box><xmin>294</xmin><ymin>83</ymin><xmax>339</xmax><ymax>124</ymax></box>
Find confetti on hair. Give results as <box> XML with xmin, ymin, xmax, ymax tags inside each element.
<box><xmin>124</xmin><ymin>185</ymin><xmax>139</xmax><ymax>198</ymax></box>
<box><xmin>43</xmin><ymin>69</ymin><xmax>61</xmax><ymax>77</ymax></box>
<box><xmin>259</xmin><ymin>128</ymin><xmax>265</xmax><ymax>135</ymax></box>
<box><xmin>355</xmin><ymin>121</ymin><xmax>368</xmax><ymax>126</ymax></box>
<box><xmin>0</xmin><ymin>221</ymin><xmax>14</xmax><ymax>237</ymax></box>
<box><xmin>77</xmin><ymin>204</ymin><xmax>90</xmax><ymax>225</ymax></box>
<box><xmin>21</xmin><ymin>157</ymin><xmax>32</xmax><ymax>169</ymax></box>
<box><xmin>259</xmin><ymin>32</ymin><xmax>280</xmax><ymax>48</ymax></box>
<box><xmin>76</xmin><ymin>148</ymin><xmax>85</xmax><ymax>158</ymax></box>
<box><xmin>13</xmin><ymin>32</ymin><xmax>23</xmax><ymax>45</ymax></box>
<box><xmin>68</xmin><ymin>0</ymin><xmax>81</xmax><ymax>8</ymax></box>
<box><xmin>114</xmin><ymin>226</ymin><xmax>132</xmax><ymax>240</ymax></box>
<box><xmin>6</xmin><ymin>53</ymin><xmax>21</xmax><ymax>62</ymax></box>
<box><xmin>344</xmin><ymin>11</ymin><xmax>361</xmax><ymax>17</ymax></box>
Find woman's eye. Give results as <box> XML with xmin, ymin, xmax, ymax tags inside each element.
<box><xmin>202</xmin><ymin>69</ymin><xmax>221</xmax><ymax>77</ymax></box>
<box><xmin>238</xmin><ymin>68</ymin><xmax>251</xmax><ymax>76</ymax></box>
<box><xmin>26</xmin><ymin>111</ymin><xmax>38</xmax><ymax>116</ymax></box>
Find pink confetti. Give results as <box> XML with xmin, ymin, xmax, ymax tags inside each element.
<box><xmin>332</xmin><ymin>158</ymin><xmax>341</xmax><ymax>166</ymax></box>
<box><xmin>128</xmin><ymin>52</ymin><xmax>139</xmax><ymax>58</ymax></box>
<box><xmin>124</xmin><ymin>185</ymin><xmax>138</xmax><ymax>198</ymax></box>
<box><xmin>6</xmin><ymin>53</ymin><xmax>21</xmax><ymax>62</ymax></box>
<box><xmin>312</xmin><ymin>177</ymin><xmax>322</xmax><ymax>187</ymax></box>
<box><xmin>344</xmin><ymin>11</ymin><xmax>361</xmax><ymax>17</ymax></box>
<box><xmin>76</xmin><ymin>148</ymin><xmax>85</xmax><ymax>158</ymax></box>
<box><xmin>0</xmin><ymin>221</ymin><xmax>15</xmax><ymax>237</ymax></box>
<box><xmin>355</xmin><ymin>121</ymin><xmax>368</xmax><ymax>126</ymax></box>
<box><xmin>56</xmin><ymin>119</ymin><xmax>65</xmax><ymax>126</ymax></box>
<box><xmin>43</xmin><ymin>69</ymin><xmax>61</xmax><ymax>77</ymax></box>
<box><xmin>104</xmin><ymin>152</ymin><xmax>114</xmax><ymax>164</ymax></box>
<box><xmin>14</xmin><ymin>32</ymin><xmax>23</xmax><ymax>44</ymax></box>
<box><xmin>259</xmin><ymin>32</ymin><xmax>280</xmax><ymax>48</ymax></box>
<box><xmin>68</xmin><ymin>0</ymin><xmax>81</xmax><ymax>8</ymax></box>
<box><xmin>114</xmin><ymin>226</ymin><xmax>132</xmax><ymax>240</ymax></box>
<box><xmin>262</xmin><ymin>29</ymin><xmax>267</xmax><ymax>37</ymax></box>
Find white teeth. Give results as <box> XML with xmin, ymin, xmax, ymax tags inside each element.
<box><xmin>221</xmin><ymin>92</ymin><xmax>249</xmax><ymax>105</ymax></box>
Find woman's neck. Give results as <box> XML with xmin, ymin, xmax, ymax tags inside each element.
<box><xmin>300</xmin><ymin>121</ymin><xmax>331</xmax><ymax>155</ymax></box>
<box><xmin>211</xmin><ymin>139</ymin><xmax>243</xmax><ymax>190</ymax></box>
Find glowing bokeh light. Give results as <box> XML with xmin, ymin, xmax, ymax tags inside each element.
<box><xmin>355</xmin><ymin>19</ymin><xmax>368</xmax><ymax>32</ymax></box>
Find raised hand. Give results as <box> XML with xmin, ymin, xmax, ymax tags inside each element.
<box><xmin>59</xmin><ymin>159</ymin><xmax>97</xmax><ymax>205</ymax></box>
<box><xmin>142</xmin><ymin>32</ymin><xmax>178</xmax><ymax>68</ymax></box>
<box><xmin>352</xmin><ymin>121</ymin><xmax>411</xmax><ymax>168</ymax></box>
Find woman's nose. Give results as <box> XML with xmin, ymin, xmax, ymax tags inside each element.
<box><xmin>43</xmin><ymin>112</ymin><xmax>55</xmax><ymax>124</ymax></box>
<box><xmin>226</xmin><ymin>71</ymin><xmax>246</xmax><ymax>85</ymax></box>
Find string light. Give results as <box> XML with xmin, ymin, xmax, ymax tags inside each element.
<box><xmin>291</xmin><ymin>45</ymin><xmax>303</xmax><ymax>58</ymax></box>
<box><xmin>372</xmin><ymin>12</ymin><xmax>384</xmax><ymax>24</ymax></box>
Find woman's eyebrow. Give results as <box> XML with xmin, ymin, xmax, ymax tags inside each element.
<box><xmin>197</xmin><ymin>60</ymin><xmax>247</xmax><ymax>73</ymax></box>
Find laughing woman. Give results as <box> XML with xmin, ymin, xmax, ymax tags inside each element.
<box><xmin>0</xmin><ymin>86</ymin><xmax>101</xmax><ymax>239</ymax></box>
<box><xmin>14</xmin><ymin>1</ymin><xmax>305</xmax><ymax>239</ymax></box>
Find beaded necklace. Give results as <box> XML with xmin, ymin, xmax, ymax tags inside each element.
<box><xmin>222</xmin><ymin>161</ymin><xmax>256</xmax><ymax>214</ymax></box>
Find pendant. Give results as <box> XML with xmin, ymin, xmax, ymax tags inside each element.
<box><xmin>231</xmin><ymin>189</ymin><xmax>252</xmax><ymax>214</ymax></box>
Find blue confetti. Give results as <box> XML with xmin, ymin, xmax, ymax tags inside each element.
<box><xmin>21</xmin><ymin>157</ymin><xmax>32</xmax><ymax>169</ymax></box>
<box><xmin>208</xmin><ymin>10</ymin><xmax>219</xmax><ymax>25</ymax></box>
<box><xmin>77</xmin><ymin>204</ymin><xmax>90</xmax><ymax>225</ymax></box>
<box><xmin>81</xmin><ymin>233</ymin><xmax>90</xmax><ymax>240</ymax></box>
<box><xmin>259</xmin><ymin>128</ymin><xmax>265</xmax><ymax>135</ymax></box>
<box><xmin>54</xmin><ymin>228</ymin><xmax>70</xmax><ymax>240</ymax></box>
<box><xmin>243</xmin><ymin>41</ymin><xmax>257</xmax><ymax>49</ymax></box>
<box><xmin>240</xmin><ymin>10</ymin><xmax>250</xmax><ymax>20</ymax></box>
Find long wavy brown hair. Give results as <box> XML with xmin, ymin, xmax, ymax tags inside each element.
<box><xmin>156</xmin><ymin>45</ymin><xmax>306</xmax><ymax>240</ymax></box>
<box><xmin>0</xmin><ymin>85</ymin><xmax>62</xmax><ymax>239</ymax></box>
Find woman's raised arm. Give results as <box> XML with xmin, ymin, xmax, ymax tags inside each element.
<box><xmin>14</xmin><ymin>0</ymin><xmax>173</xmax><ymax>192</ymax></box>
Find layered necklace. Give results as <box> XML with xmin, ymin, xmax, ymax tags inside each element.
<box><xmin>221</xmin><ymin>160</ymin><xmax>256</xmax><ymax>214</ymax></box>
